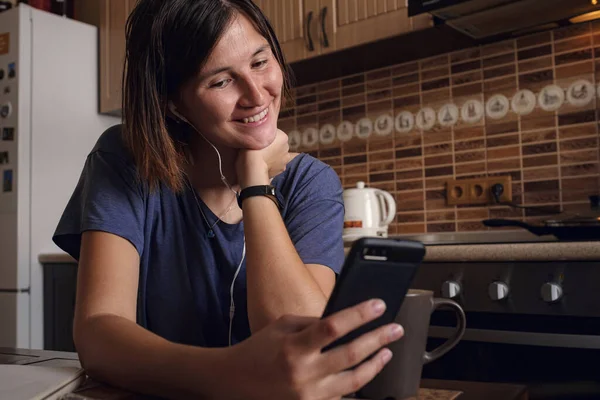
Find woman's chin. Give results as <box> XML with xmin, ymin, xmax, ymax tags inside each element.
<box><xmin>240</xmin><ymin>129</ymin><xmax>277</xmax><ymax>150</ymax></box>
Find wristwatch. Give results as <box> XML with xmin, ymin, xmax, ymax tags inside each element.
<box><xmin>237</xmin><ymin>185</ymin><xmax>281</xmax><ymax>209</ymax></box>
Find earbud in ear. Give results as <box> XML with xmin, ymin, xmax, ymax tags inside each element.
<box><xmin>168</xmin><ymin>101</ymin><xmax>188</xmax><ymax>123</ymax></box>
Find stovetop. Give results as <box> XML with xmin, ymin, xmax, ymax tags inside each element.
<box><xmin>393</xmin><ymin>230</ymin><xmax>560</xmax><ymax>246</ymax></box>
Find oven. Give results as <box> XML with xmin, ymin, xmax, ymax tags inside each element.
<box><xmin>403</xmin><ymin>233</ymin><xmax>600</xmax><ymax>400</ymax></box>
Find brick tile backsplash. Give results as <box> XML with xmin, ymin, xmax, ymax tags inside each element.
<box><xmin>284</xmin><ymin>23</ymin><xmax>600</xmax><ymax>235</ymax></box>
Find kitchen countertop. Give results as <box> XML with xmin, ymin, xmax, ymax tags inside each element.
<box><xmin>0</xmin><ymin>348</ymin><xmax>527</xmax><ymax>400</ymax></box>
<box><xmin>342</xmin><ymin>230</ymin><xmax>600</xmax><ymax>261</ymax></box>
<box><xmin>418</xmin><ymin>240</ymin><xmax>600</xmax><ymax>262</ymax></box>
<box><xmin>40</xmin><ymin>237</ymin><xmax>600</xmax><ymax>265</ymax></box>
<box><xmin>39</xmin><ymin>252</ymin><xmax>76</xmax><ymax>264</ymax></box>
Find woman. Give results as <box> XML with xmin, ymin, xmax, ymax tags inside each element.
<box><xmin>53</xmin><ymin>0</ymin><xmax>403</xmax><ymax>398</ymax></box>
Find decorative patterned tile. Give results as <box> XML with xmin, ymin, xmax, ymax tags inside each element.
<box><xmin>517</xmin><ymin>32</ymin><xmax>551</xmax><ymax>48</ymax></box>
<box><xmin>342</xmin><ymin>84</ymin><xmax>365</xmax><ymax>96</ymax></box>
<box><xmin>451</xmin><ymin>60</ymin><xmax>480</xmax><ymax>74</ymax></box>
<box><xmin>553</xmin><ymin>23</ymin><xmax>591</xmax><ymax>41</ymax></box>
<box><xmin>428</xmin><ymin>222</ymin><xmax>456</xmax><ymax>232</ymax></box>
<box><xmin>397</xmin><ymin>180</ymin><xmax>424</xmax><ymax>191</ymax></box>
<box><xmin>555</xmin><ymin>48</ymin><xmax>592</xmax><ymax>65</ymax></box>
<box><xmin>422</xmin><ymin>67</ymin><xmax>449</xmax><ymax>81</ymax></box>
<box><xmin>427</xmin><ymin>210</ymin><xmax>456</xmax><ymax>222</ymax></box>
<box><xmin>451</xmin><ymin>48</ymin><xmax>481</xmax><ymax>64</ymax></box>
<box><xmin>456</xmin><ymin>162</ymin><xmax>486</xmax><ymax>175</ymax></box>
<box><xmin>518</xmin><ymin>56</ymin><xmax>553</xmax><ymax>73</ymax></box>
<box><xmin>397</xmin><ymin>211</ymin><xmax>425</xmax><ymax>223</ymax></box>
<box><xmin>518</xmin><ymin>45</ymin><xmax>552</xmax><ymax>61</ymax></box>
<box><xmin>457</xmin><ymin>221</ymin><xmax>488</xmax><ymax>231</ymax></box>
<box><xmin>483</xmin><ymin>65</ymin><xmax>516</xmax><ymax>80</ymax></box>
<box><xmin>288</xmin><ymin>22</ymin><xmax>599</xmax><ymax>231</ymax></box>
<box><xmin>554</xmin><ymin>35</ymin><xmax>592</xmax><ymax>53</ymax></box>
<box><xmin>523</xmin><ymin>166</ymin><xmax>559</xmax><ymax>181</ymax></box>
<box><xmin>391</xmin><ymin>62</ymin><xmax>418</xmax><ymax>76</ymax></box>
<box><xmin>481</xmin><ymin>40</ymin><xmax>515</xmax><ymax>57</ymax></box>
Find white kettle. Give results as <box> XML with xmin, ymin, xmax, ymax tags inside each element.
<box><xmin>342</xmin><ymin>181</ymin><xmax>397</xmax><ymax>241</ymax></box>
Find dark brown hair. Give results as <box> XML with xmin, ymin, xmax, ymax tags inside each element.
<box><xmin>122</xmin><ymin>0</ymin><xmax>293</xmax><ymax>192</ymax></box>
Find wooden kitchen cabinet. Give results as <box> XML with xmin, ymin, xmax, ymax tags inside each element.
<box><xmin>257</xmin><ymin>0</ymin><xmax>432</xmax><ymax>62</ymax></box>
<box><xmin>253</xmin><ymin>0</ymin><xmax>321</xmax><ymax>63</ymax></box>
<box><xmin>320</xmin><ymin>0</ymin><xmax>432</xmax><ymax>55</ymax></box>
<box><xmin>78</xmin><ymin>0</ymin><xmax>431</xmax><ymax>114</ymax></box>
<box><xmin>74</xmin><ymin>0</ymin><xmax>135</xmax><ymax>114</ymax></box>
<box><xmin>99</xmin><ymin>0</ymin><xmax>137</xmax><ymax>115</ymax></box>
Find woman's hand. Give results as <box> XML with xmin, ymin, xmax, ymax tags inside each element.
<box><xmin>224</xmin><ymin>299</ymin><xmax>403</xmax><ymax>400</ymax></box>
<box><xmin>236</xmin><ymin>129</ymin><xmax>291</xmax><ymax>188</ymax></box>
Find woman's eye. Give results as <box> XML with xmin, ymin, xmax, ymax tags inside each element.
<box><xmin>253</xmin><ymin>60</ymin><xmax>268</xmax><ymax>68</ymax></box>
<box><xmin>211</xmin><ymin>79</ymin><xmax>231</xmax><ymax>89</ymax></box>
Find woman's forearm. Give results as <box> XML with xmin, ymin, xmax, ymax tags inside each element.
<box><xmin>74</xmin><ymin>314</ymin><xmax>230</xmax><ymax>399</ymax></box>
<box><xmin>242</xmin><ymin>195</ymin><xmax>328</xmax><ymax>333</ymax></box>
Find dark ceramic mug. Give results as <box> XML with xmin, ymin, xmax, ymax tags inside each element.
<box><xmin>358</xmin><ymin>289</ymin><xmax>466</xmax><ymax>400</ymax></box>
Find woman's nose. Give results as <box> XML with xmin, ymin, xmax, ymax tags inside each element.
<box><xmin>239</xmin><ymin>77</ymin><xmax>265</xmax><ymax>107</ymax></box>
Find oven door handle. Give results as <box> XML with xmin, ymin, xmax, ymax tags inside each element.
<box><xmin>429</xmin><ymin>326</ymin><xmax>600</xmax><ymax>349</ymax></box>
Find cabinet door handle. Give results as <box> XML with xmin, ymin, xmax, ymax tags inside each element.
<box><xmin>305</xmin><ymin>10</ymin><xmax>315</xmax><ymax>51</ymax></box>
<box><xmin>320</xmin><ymin>6</ymin><xmax>329</xmax><ymax>48</ymax></box>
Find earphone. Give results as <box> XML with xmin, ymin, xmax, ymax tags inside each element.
<box><xmin>169</xmin><ymin>101</ymin><xmax>245</xmax><ymax>346</ymax></box>
<box><xmin>168</xmin><ymin>101</ymin><xmax>238</xmax><ymax>196</ymax></box>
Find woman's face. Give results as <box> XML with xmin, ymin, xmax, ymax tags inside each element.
<box><xmin>175</xmin><ymin>13</ymin><xmax>283</xmax><ymax>151</ymax></box>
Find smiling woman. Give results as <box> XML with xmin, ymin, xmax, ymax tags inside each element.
<box><xmin>50</xmin><ymin>0</ymin><xmax>404</xmax><ymax>399</ymax></box>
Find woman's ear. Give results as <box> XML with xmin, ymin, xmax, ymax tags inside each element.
<box><xmin>168</xmin><ymin>100</ymin><xmax>189</xmax><ymax>124</ymax></box>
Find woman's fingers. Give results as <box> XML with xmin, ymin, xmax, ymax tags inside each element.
<box><xmin>319</xmin><ymin>347</ymin><xmax>393</xmax><ymax>399</ymax></box>
<box><xmin>320</xmin><ymin>322</ymin><xmax>403</xmax><ymax>374</ymax></box>
<box><xmin>295</xmin><ymin>299</ymin><xmax>387</xmax><ymax>350</ymax></box>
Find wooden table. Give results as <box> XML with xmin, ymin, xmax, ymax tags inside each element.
<box><xmin>0</xmin><ymin>347</ymin><xmax>527</xmax><ymax>400</ymax></box>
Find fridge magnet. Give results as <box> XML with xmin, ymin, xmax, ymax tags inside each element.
<box><xmin>0</xmin><ymin>33</ymin><xmax>8</xmax><ymax>56</ymax></box>
<box><xmin>8</xmin><ymin>62</ymin><xmax>15</xmax><ymax>79</ymax></box>
<box><xmin>1</xmin><ymin>127</ymin><xmax>13</xmax><ymax>141</ymax></box>
<box><xmin>2</xmin><ymin>169</ymin><xmax>12</xmax><ymax>193</ymax></box>
<box><xmin>0</xmin><ymin>101</ymin><xmax>11</xmax><ymax>118</ymax></box>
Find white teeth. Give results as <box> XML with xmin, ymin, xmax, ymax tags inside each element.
<box><xmin>242</xmin><ymin>108</ymin><xmax>268</xmax><ymax>123</ymax></box>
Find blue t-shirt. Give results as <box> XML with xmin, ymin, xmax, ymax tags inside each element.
<box><xmin>52</xmin><ymin>125</ymin><xmax>345</xmax><ymax>347</ymax></box>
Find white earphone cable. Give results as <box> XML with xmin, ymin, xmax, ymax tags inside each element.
<box><xmin>229</xmin><ymin>239</ymin><xmax>246</xmax><ymax>347</ymax></box>
<box><xmin>170</xmin><ymin>103</ymin><xmax>246</xmax><ymax>346</ymax></box>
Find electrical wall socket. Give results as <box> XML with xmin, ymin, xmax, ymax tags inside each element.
<box><xmin>446</xmin><ymin>176</ymin><xmax>512</xmax><ymax>205</ymax></box>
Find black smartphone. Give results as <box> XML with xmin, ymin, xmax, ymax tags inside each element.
<box><xmin>321</xmin><ymin>237</ymin><xmax>425</xmax><ymax>352</ymax></box>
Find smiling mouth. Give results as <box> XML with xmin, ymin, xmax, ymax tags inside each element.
<box><xmin>238</xmin><ymin>107</ymin><xmax>269</xmax><ymax>124</ymax></box>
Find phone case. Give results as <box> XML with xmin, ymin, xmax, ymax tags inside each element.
<box><xmin>322</xmin><ymin>237</ymin><xmax>426</xmax><ymax>352</ymax></box>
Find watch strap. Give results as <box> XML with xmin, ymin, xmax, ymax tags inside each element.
<box><xmin>237</xmin><ymin>185</ymin><xmax>280</xmax><ymax>209</ymax></box>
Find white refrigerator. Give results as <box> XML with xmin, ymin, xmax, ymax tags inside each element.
<box><xmin>0</xmin><ymin>4</ymin><xmax>119</xmax><ymax>349</ymax></box>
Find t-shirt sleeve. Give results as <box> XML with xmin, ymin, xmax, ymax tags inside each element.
<box><xmin>284</xmin><ymin>164</ymin><xmax>345</xmax><ymax>274</ymax></box>
<box><xmin>52</xmin><ymin>150</ymin><xmax>146</xmax><ymax>261</ymax></box>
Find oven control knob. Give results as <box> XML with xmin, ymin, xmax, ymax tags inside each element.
<box><xmin>441</xmin><ymin>280</ymin><xmax>461</xmax><ymax>299</ymax></box>
<box><xmin>541</xmin><ymin>282</ymin><xmax>563</xmax><ymax>303</ymax></box>
<box><xmin>488</xmin><ymin>281</ymin><xmax>510</xmax><ymax>301</ymax></box>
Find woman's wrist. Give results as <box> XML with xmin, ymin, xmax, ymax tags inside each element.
<box><xmin>167</xmin><ymin>342</ymin><xmax>236</xmax><ymax>399</ymax></box>
<box><xmin>237</xmin><ymin>156</ymin><xmax>270</xmax><ymax>189</ymax></box>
